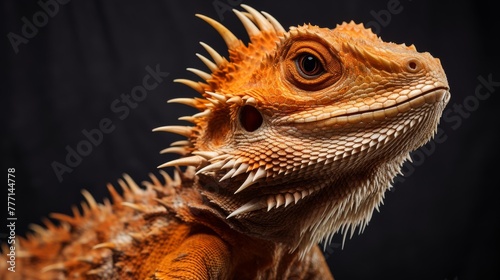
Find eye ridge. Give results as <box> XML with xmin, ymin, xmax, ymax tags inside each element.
<box><xmin>296</xmin><ymin>53</ymin><xmax>324</xmax><ymax>78</ymax></box>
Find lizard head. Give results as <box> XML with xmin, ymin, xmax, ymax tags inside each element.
<box><xmin>156</xmin><ymin>5</ymin><xmax>450</xmax><ymax>254</ymax></box>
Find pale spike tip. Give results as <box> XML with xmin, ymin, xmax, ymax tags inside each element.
<box><xmin>157</xmin><ymin>155</ymin><xmax>206</xmax><ymax>169</ymax></box>
<box><xmin>227</xmin><ymin>198</ymin><xmax>266</xmax><ymax>219</ymax></box>
<box><xmin>195</xmin><ymin>13</ymin><xmax>241</xmax><ymax>50</ymax></box>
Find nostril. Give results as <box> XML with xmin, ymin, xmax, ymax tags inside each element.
<box><xmin>406</xmin><ymin>58</ymin><xmax>421</xmax><ymax>73</ymax></box>
<box><xmin>239</xmin><ymin>105</ymin><xmax>263</xmax><ymax>132</ymax></box>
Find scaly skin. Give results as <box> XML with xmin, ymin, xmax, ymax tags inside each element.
<box><xmin>1</xmin><ymin>5</ymin><xmax>449</xmax><ymax>279</ymax></box>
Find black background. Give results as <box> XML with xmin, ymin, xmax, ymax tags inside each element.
<box><xmin>2</xmin><ymin>0</ymin><xmax>499</xmax><ymax>279</ymax></box>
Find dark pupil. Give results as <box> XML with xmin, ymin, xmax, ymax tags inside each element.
<box><xmin>298</xmin><ymin>54</ymin><xmax>322</xmax><ymax>77</ymax></box>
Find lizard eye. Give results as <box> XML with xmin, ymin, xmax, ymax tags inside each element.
<box><xmin>283</xmin><ymin>39</ymin><xmax>342</xmax><ymax>91</ymax></box>
<box><xmin>296</xmin><ymin>53</ymin><xmax>324</xmax><ymax>78</ymax></box>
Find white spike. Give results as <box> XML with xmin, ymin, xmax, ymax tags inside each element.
<box><xmin>301</xmin><ymin>190</ymin><xmax>308</xmax><ymax>199</ymax></box>
<box><xmin>192</xmin><ymin>151</ymin><xmax>220</xmax><ymax>160</ymax></box>
<box><xmin>245</xmin><ymin>97</ymin><xmax>257</xmax><ymax>105</ymax></box>
<box><xmin>173</xmin><ymin>78</ymin><xmax>205</xmax><ymax>93</ymax></box>
<box><xmin>205</xmin><ymin>96</ymin><xmax>221</xmax><ymax>105</ymax></box>
<box><xmin>227</xmin><ymin>198</ymin><xmax>266</xmax><ymax>219</ymax></box>
<box><xmin>167</xmin><ymin>98</ymin><xmax>201</xmax><ymax>108</ymax></box>
<box><xmin>234</xmin><ymin>172</ymin><xmax>256</xmax><ymax>193</ymax></box>
<box><xmin>253</xmin><ymin>167</ymin><xmax>267</xmax><ymax>182</ymax></box>
<box><xmin>233</xmin><ymin>9</ymin><xmax>260</xmax><ymax>38</ymax></box>
<box><xmin>81</xmin><ymin>190</ymin><xmax>97</xmax><ymax>210</ymax></box>
<box><xmin>123</xmin><ymin>174</ymin><xmax>141</xmax><ymax>194</ymax></box>
<box><xmin>210</xmin><ymin>154</ymin><xmax>230</xmax><ymax>162</ymax></box>
<box><xmin>261</xmin><ymin>11</ymin><xmax>286</xmax><ymax>34</ymax></box>
<box><xmin>121</xmin><ymin>202</ymin><xmax>147</xmax><ymax>213</ymax></box>
<box><xmin>30</xmin><ymin>223</ymin><xmax>47</xmax><ymax>236</ymax></box>
<box><xmin>293</xmin><ymin>192</ymin><xmax>301</xmax><ymax>204</ymax></box>
<box><xmin>204</xmin><ymin>102</ymin><xmax>215</xmax><ymax>109</ymax></box>
<box><xmin>196</xmin><ymin>53</ymin><xmax>218</xmax><ymax>72</ymax></box>
<box><xmin>350</xmin><ymin>224</ymin><xmax>356</xmax><ymax>239</ymax></box>
<box><xmin>266</xmin><ymin>196</ymin><xmax>276</xmax><ymax>211</ymax></box>
<box><xmin>196</xmin><ymin>160</ymin><xmax>226</xmax><ymax>174</ymax></box>
<box><xmin>200</xmin><ymin>42</ymin><xmax>225</xmax><ymax>66</ymax></box>
<box><xmin>206</xmin><ymin>91</ymin><xmax>227</xmax><ymax>103</ymax></box>
<box><xmin>240</xmin><ymin>4</ymin><xmax>273</xmax><ymax>31</ymax></box>
<box><xmin>227</xmin><ymin>96</ymin><xmax>243</xmax><ymax>105</ymax></box>
<box><xmin>187</xmin><ymin>67</ymin><xmax>212</xmax><ymax>80</ymax></box>
<box><xmin>326</xmin><ymin>233</ymin><xmax>335</xmax><ymax>247</ymax></box>
<box><xmin>275</xmin><ymin>194</ymin><xmax>285</xmax><ymax>208</ymax></box>
<box><xmin>221</xmin><ymin>159</ymin><xmax>237</xmax><ymax>170</ymax></box>
<box><xmin>192</xmin><ymin>109</ymin><xmax>211</xmax><ymax>119</ymax></box>
<box><xmin>240</xmin><ymin>12</ymin><xmax>255</xmax><ymax>23</ymax></box>
<box><xmin>407</xmin><ymin>154</ymin><xmax>414</xmax><ymax>163</ymax></box>
<box><xmin>231</xmin><ymin>163</ymin><xmax>250</xmax><ymax>178</ymax></box>
<box><xmin>152</xmin><ymin>126</ymin><xmax>193</xmax><ymax>137</ymax></box>
<box><xmin>342</xmin><ymin>224</ymin><xmax>349</xmax><ymax>249</ymax></box>
<box><xmin>233</xmin><ymin>157</ymin><xmax>244</xmax><ymax>166</ymax></box>
<box><xmin>195</xmin><ymin>14</ymin><xmax>241</xmax><ymax>50</ymax></box>
<box><xmin>157</xmin><ymin>155</ymin><xmax>205</xmax><ymax>169</ymax></box>
<box><xmin>159</xmin><ymin>147</ymin><xmax>187</xmax><ymax>155</ymax></box>
<box><xmin>173</xmin><ymin>169</ymin><xmax>182</xmax><ymax>185</ymax></box>
<box><xmin>359</xmin><ymin>220</ymin><xmax>367</xmax><ymax>235</ymax></box>
<box><xmin>284</xmin><ymin>193</ymin><xmax>294</xmax><ymax>207</ymax></box>
<box><xmin>220</xmin><ymin>168</ymin><xmax>236</xmax><ymax>182</ymax></box>
<box><xmin>178</xmin><ymin>116</ymin><xmax>196</xmax><ymax>123</ymax></box>
<box><xmin>170</xmin><ymin>140</ymin><xmax>189</xmax><ymax>147</ymax></box>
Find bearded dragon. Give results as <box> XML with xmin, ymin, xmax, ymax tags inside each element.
<box><xmin>1</xmin><ymin>4</ymin><xmax>450</xmax><ymax>279</ymax></box>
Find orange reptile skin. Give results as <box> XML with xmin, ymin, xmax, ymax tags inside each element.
<box><xmin>1</xmin><ymin>5</ymin><xmax>449</xmax><ymax>279</ymax></box>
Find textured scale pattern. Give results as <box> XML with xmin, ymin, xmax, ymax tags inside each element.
<box><xmin>1</xmin><ymin>5</ymin><xmax>449</xmax><ymax>279</ymax></box>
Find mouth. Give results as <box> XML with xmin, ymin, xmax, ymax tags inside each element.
<box><xmin>286</xmin><ymin>85</ymin><xmax>450</xmax><ymax>126</ymax></box>
<box><xmin>227</xmin><ymin>185</ymin><xmax>321</xmax><ymax>218</ymax></box>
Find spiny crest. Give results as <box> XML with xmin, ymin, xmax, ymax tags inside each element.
<box><xmin>155</xmin><ymin>5</ymin><xmax>287</xmax><ymax>190</ymax></box>
<box><xmin>176</xmin><ymin>4</ymin><xmax>286</xmax><ymax>95</ymax></box>
<box><xmin>13</xmin><ymin>171</ymin><xmax>183</xmax><ymax>278</ymax></box>
<box><xmin>335</xmin><ymin>21</ymin><xmax>418</xmax><ymax>52</ymax></box>
<box><xmin>335</xmin><ymin>21</ymin><xmax>380</xmax><ymax>42</ymax></box>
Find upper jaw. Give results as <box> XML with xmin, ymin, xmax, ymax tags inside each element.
<box><xmin>278</xmin><ymin>82</ymin><xmax>450</xmax><ymax>126</ymax></box>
